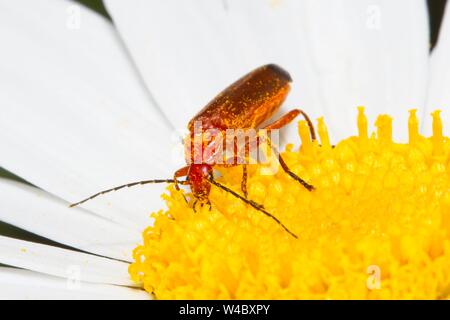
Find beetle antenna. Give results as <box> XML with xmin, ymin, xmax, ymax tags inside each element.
<box><xmin>69</xmin><ymin>179</ymin><xmax>178</xmax><ymax>208</ymax></box>
<box><xmin>208</xmin><ymin>177</ymin><xmax>298</xmax><ymax>239</ymax></box>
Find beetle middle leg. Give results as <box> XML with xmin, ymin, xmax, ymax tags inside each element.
<box><xmin>238</xmin><ymin>140</ymin><xmax>251</xmax><ymax>199</ymax></box>
<box><xmin>241</xmin><ymin>164</ymin><xmax>248</xmax><ymax>198</ymax></box>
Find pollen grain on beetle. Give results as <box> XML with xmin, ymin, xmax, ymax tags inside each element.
<box><xmin>130</xmin><ymin>108</ymin><xmax>450</xmax><ymax>300</ymax></box>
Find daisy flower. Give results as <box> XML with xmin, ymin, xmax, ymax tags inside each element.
<box><xmin>0</xmin><ymin>0</ymin><xmax>449</xmax><ymax>299</ymax></box>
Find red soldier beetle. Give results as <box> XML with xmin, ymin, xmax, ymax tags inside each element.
<box><xmin>70</xmin><ymin>64</ymin><xmax>316</xmax><ymax>238</ymax></box>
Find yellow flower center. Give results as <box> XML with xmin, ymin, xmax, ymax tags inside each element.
<box><xmin>129</xmin><ymin>108</ymin><xmax>450</xmax><ymax>299</ymax></box>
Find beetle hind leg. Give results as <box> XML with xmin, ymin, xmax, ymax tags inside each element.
<box><xmin>263</xmin><ymin>109</ymin><xmax>316</xmax><ymax>140</ymax></box>
<box><xmin>261</xmin><ymin>109</ymin><xmax>315</xmax><ymax>191</ymax></box>
<box><xmin>271</xmin><ymin>145</ymin><xmax>314</xmax><ymax>191</ymax></box>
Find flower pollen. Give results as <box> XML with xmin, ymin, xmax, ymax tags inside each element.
<box><xmin>130</xmin><ymin>108</ymin><xmax>450</xmax><ymax>299</ymax></box>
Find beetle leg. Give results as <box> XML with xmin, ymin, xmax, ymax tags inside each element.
<box><xmin>263</xmin><ymin>109</ymin><xmax>316</xmax><ymax>140</ymax></box>
<box><xmin>259</xmin><ymin>132</ymin><xmax>314</xmax><ymax>191</ymax></box>
<box><xmin>192</xmin><ymin>200</ymin><xmax>198</xmax><ymax>213</ymax></box>
<box><xmin>258</xmin><ymin>109</ymin><xmax>315</xmax><ymax>191</ymax></box>
<box><xmin>272</xmin><ymin>145</ymin><xmax>314</xmax><ymax>191</ymax></box>
<box><xmin>241</xmin><ymin>164</ymin><xmax>248</xmax><ymax>198</ymax></box>
<box><xmin>174</xmin><ymin>166</ymin><xmax>191</xmax><ymax>204</ymax></box>
<box><xmin>174</xmin><ymin>166</ymin><xmax>190</xmax><ymax>190</ymax></box>
<box><xmin>207</xmin><ymin>172</ymin><xmax>213</xmax><ymax>211</ymax></box>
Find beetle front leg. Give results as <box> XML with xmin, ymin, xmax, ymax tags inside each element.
<box><xmin>174</xmin><ymin>165</ymin><xmax>191</xmax><ymax>204</ymax></box>
<box><xmin>173</xmin><ymin>166</ymin><xmax>190</xmax><ymax>190</ymax></box>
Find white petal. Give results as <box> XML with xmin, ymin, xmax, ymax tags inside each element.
<box><xmin>301</xmin><ymin>0</ymin><xmax>429</xmax><ymax>142</ymax></box>
<box><xmin>0</xmin><ymin>178</ymin><xmax>140</xmax><ymax>262</ymax></box>
<box><xmin>426</xmin><ymin>2</ymin><xmax>450</xmax><ymax>136</ymax></box>
<box><xmin>0</xmin><ymin>0</ymin><xmax>184</xmax><ymax>230</ymax></box>
<box><xmin>105</xmin><ymin>0</ymin><xmax>428</xmax><ymax>144</ymax></box>
<box><xmin>0</xmin><ymin>267</ymin><xmax>149</xmax><ymax>300</ymax></box>
<box><xmin>0</xmin><ymin>236</ymin><xmax>135</xmax><ymax>287</ymax></box>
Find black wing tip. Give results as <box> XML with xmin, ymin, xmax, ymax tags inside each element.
<box><xmin>264</xmin><ymin>63</ymin><xmax>292</xmax><ymax>82</ymax></box>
